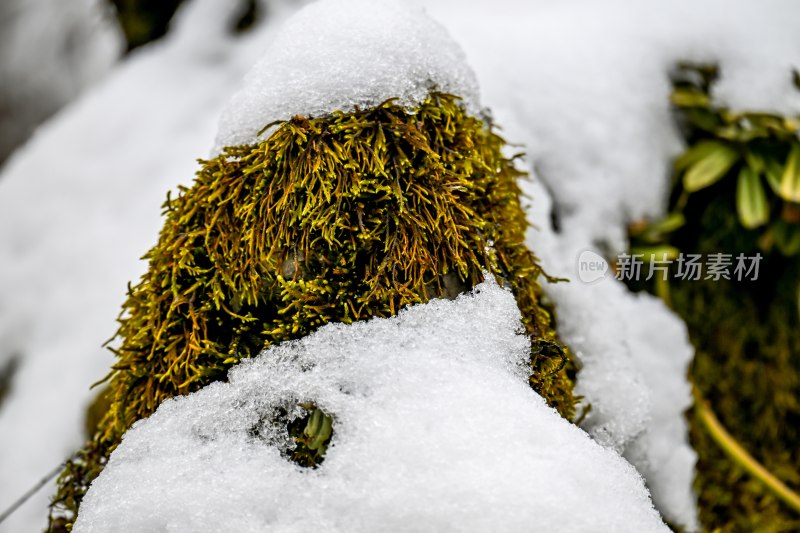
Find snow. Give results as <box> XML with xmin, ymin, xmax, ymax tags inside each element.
<box><xmin>0</xmin><ymin>1</ymin><xmax>301</xmax><ymax>531</ymax></box>
<box><xmin>2</xmin><ymin>0</ymin><xmax>800</xmax><ymax>531</ymax></box>
<box><xmin>73</xmin><ymin>280</ymin><xmax>669</xmax><ymax>533</ymax></box>
<box><xmin>213</xmin><ymin>0</ymin><xmax>479</xmax><ymax>152</ymax></box>
<box><xmin>417</xmin><ymin>1</ymin><xmax>799</xmax><ymax>529</ymax></box>
<box><xmin>522</xmin><ymin>178</ymin><xmax>698</xmax><ymax>529</ymax></box>
<box><xmin>422</xmin><ymin>0</ymin><xmax>800</xmax><ymax>256</ymax></box>
<box><xmin>0</xmin><ymin>0</ymin><xmax>122</xmax><ymax>163</ymax></box>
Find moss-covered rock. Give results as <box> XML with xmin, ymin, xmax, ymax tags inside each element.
<box><xmin>49</xmin><ymin>92</ymin><xmax>576</xmax><ymax>528</ymax></box>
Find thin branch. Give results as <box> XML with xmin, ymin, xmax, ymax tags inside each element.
<box><xmin>693</xmin><ymin>386</ymin><xmax>800</xmax><ymax>515</ymax></box>
<box><xmin>0</xmin><ymin>461</ymin><xmax>65</xmax><ymax>525</ymax></box>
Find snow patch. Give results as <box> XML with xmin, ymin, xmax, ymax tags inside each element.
<box><xmin>522</xmin><ymin>177</ymin><xmax>698</xmax><ymax>531</ymax></box>
<box><xmin>74</xmin><ymin>280</ymin><xmax>668</xmax><ymax>533</ymax></box>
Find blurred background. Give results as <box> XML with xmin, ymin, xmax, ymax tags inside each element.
<box><xmin>0</xmin><ymin>0</ymin><xmax>270</xmax><ymax>168</ymax></box>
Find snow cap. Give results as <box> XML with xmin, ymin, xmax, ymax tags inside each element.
<box><xmin>213</xmin><ymin>0</ymin><xmax>480</xmax><ymax>153</ymax></box>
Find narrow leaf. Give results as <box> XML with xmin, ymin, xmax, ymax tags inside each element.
<box><xmin>671</xmin><ymin>89</ymin><xmax>710</xmax><ymax>108</ymax></box>
<box><xmin>639</xmin><ymin>212</ymin><xmax>686</xmax><ymax>243</ymax></box>
<box><xmin>744</xmin><ymin>149</ymin><xmax>764</xmax><ymax>174</ymax></box>
<box><xmin>736</xmin><ymin>167</ymin><xmax>769</xmax><ymax>229</ymax></box>
<box><xmin>629</xmin><ymin>245</ymin><xmax>681</xmax><ymax>261</ymax></box>
<box><xmin>779</xmin><ymin>144</ymin><xmax>800</xmax><ymax>202</ymax></box>
<box><xmin>675</xmin><ymin>140</ymin><xmax>726</xmax><ymax>171</ymax></box>
<box><xmin>764</xmin><ymin>156</ymin><xmax>784</xmax><ymax>195</ymax></box>
<box><xmin>682</xmin><ymin>143</ymin><xmax>739</xmax><ymax>192</ymax></box>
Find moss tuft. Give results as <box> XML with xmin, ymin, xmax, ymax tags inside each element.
<box><xmin>49</xmin><ymin>92</ymin><xmax>576</xmax><ymax>527</ymax></box>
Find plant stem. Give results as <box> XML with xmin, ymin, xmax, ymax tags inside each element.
<box><xmin>693</xmin><ymin>386</ymin><xmax>800</xmax><ymax>515</ymax></box>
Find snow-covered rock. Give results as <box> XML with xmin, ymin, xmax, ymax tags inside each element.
<box><xmin>74</xmin><ymin>280</ymin><xmax>669</xmax><ymax>533</ymax></box>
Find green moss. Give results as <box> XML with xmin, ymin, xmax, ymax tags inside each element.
<box><xmin>628</xmin><ymin>65</ymin><xmax>800</xmax><ymax>532</ymax></box>
<box><xmin>672</xmin><ymin>198</ymin><xmax>800</xmax><ymax>532</ymax></box>
<box><xmin>49</xmin><ymin>92</ymin><xmax>576</xmax><ymax>527</ymax></box>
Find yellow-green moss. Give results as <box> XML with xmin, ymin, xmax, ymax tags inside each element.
<box><xmin>629</xmin><ymin>65</ymin><xmax>800</xmax><ymax>532</ymax></box>
<box><xmin>49</xmin><ymin>92</ymin><xmax>576</xmax><ymax>527</ymax></box>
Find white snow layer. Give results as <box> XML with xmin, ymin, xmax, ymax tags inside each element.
<box><xmin>522</xmin><ymin>178</ymin><xmax>698</xmax><ymax>531</ymax></box>
<box><xmin>0</xmin><ymin>1</ymin><xmax>302</xmax><ymax>531</ymax></box>
<box><xmin>418</xmin><ymin>1</ymin><xmax>799</xmax><ymax>529</ymax></box>
<box><xmin>0</xmin><ymin>0</ymin><xmax>122</xmax><ymax>162</ymax></box>
<box><xmin>2</xmin><ymin>0</ymin><xmax>800</xmax><ymax>531</ymax></box>
<box><xmin>73</xmin><ymin>280</ymin><xmax>669</xmax><ymax>533</ymax></box>
<box><xmin>213</xmin><ymin>0</ymin><xmax>479</xmax><ymax>152</ymax></box>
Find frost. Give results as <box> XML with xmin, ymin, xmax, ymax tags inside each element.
<box><xmin>74</xmin><ymin>281</ymin><xmax>668</xmax><ymax>533</ymax></box>
<box><xmin>213</xmin><ymin>0</ymin><xmax>479</xmax><ymax>152</ymax></box>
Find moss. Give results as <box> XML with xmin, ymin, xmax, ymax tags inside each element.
<box><xmin>628</xmin><ymin>65</ymin><xmax>800</xmax><ymax>532</ymax></box>
<box><xmin>672</xmin><ymin>198</ymin><xmax>800</xmax><ymax>532</ymax></box>
<box><xmin>49</xmin><ymin>92</ymin><xmax>576</xmax><ymax>527</ymax></box>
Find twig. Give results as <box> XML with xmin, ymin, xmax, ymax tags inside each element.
<box><xmin>0</xmin><ymin>461</ymin><xmax>66</xmax><ymax>525</ymax></box>
<box><xmin>693</xmin><ymin>386</ymin><xmax>800</xmax><ymax>515</ymax></box>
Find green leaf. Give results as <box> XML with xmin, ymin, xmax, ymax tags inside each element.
<box><xmin>685</xmin><ymin>108</ymin><xmax>721</xmax><ymax>132</ymax></box>
<box><xmin>682</xmin><ymin>143</ymin><xmax>739</xmax><ymax>192</ymax></box>
<box><xmin>675</xmin><ymin>140</ymin><xmax>728</xmax><ymax>171</ymax></box>
<box><xmin>649</xmin><ymin>212</ymin><xmax>686</xmax><ymax>234</ymax></box>
<box><xmin>736</xmin><ymin>167</ymin><xmax>770</xmax><ymax>229</ymax></box>
<box><xmin>671</xmin><ymin>88</ymin><xmax>710</xmax><ymax>108</ymax></box>
<box><xmin>744</xmin><ymin>149</ymin><xmax>765</xmax><ymax>174</ymax></box>
<box><xmin>638</xmin><ymin>212</ymin><xmax>686</xmax><ymax>243</ymax></box>
<box><xmin>629</xmin><ymin>245</ymin><xmax>681</xmax><ymax>261</ymax></box>
<box><xmin>779</xmin><ymin>143</ymin><xmax>800</xmax><ymax>202</ymax></box>
<box><xmin>764</xmin><ymin>156</ymin><xmax>784</xmax><ymax>195</ymax></box>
